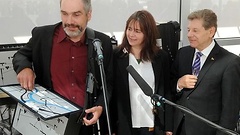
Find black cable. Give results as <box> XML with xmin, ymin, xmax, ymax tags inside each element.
<box><xmin>20</xmin><ymin>88</ymin><xmax>27</xmax><ymax>103</ymax></box>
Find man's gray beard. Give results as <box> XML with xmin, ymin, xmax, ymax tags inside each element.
<box><xmin>64</xmin><ymin>28</ymin><xmax>82</xmax><ymax>38</ymax></box>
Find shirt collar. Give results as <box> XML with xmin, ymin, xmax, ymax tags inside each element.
<box><xmin>57</xmin><ymin>25</ymin><xmax>67</xmax><ymax>43</ymax></box>
<box><xmin>195</xmin><ymin>40</ymin><xmax>215</xmax><ymax>57</ymax></box>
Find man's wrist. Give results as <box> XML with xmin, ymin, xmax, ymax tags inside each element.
<box><xmin>177</xmin><ymin>85</ymin><xmax>183</xmax><ymax>92</ymax></box>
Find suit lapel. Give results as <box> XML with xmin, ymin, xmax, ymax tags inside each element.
<box><xmin>43</xmin><ymin>32</ymin><xmax>53</xmax><ymax>70</ymax></box>
<box><xmin>117</xmin><ymin>53</ymin><xmax>130</xmax><ymax>90</ymax></box>
<box><xmin>42</xmin><ymin>23</ymin><xmax>61</xmax><ymax>86</ymax></box>
<box><xmin>181</xmin><ymin>47</ymin><xmax>195</xmax><ymax>76</ymax></box>
<box><xmin>182</xmin><ymin>48</ymin><xmax>195</xmax><ymax>96</ymax></box>
<box><xmin>190</xmin><ymin>44</ymin><xmax>221</xmax><ymax>91</ymax></box>
<box><xmin>152</xmin><ymin>55</ymin><xmax>161</xmax><ymax>94</ymax></box>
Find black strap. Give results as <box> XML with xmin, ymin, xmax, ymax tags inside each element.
<box><xmin>77</xmin><ymin>27</ymin><xmax>96</xmax><ymax>123</ymax></box>
<box><xmin>86</xmin><ymin>27</ymin><xmax>95</xmax><ymax>80</ymax></box>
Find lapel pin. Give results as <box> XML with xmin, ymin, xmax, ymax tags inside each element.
<box><xmin>211</xmin><ymin>57</ymin><xmax>214</xmax><ymax>61</ymax></box>
<box><xmin>123</xmin><ymin>48</ymin><xmax>128</xmax><ymax>54</ymax></box>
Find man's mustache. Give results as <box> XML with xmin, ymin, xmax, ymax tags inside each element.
<box><xmin>64</xmin><ymin>23</ymin><xmax>83</xmax><ymax>32</ymax></box>
<box><xmin>64</xmin><ymin>23</ymin><xmax>79</xmax><ymax>28</ymax></box>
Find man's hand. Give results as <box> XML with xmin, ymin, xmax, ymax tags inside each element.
<box><xmin>177</xmin><ymin>74</ymin><xmax>198</xmax><ymax>89</ymax></box>
<box><xmin>83</xmin><ymin>106</ymin><xmax>103</xmax><ymax>126</ymax></box>
<box><xmin>165</xmin><ymin>131</ymin><xmax>173</xmax><ymax>135</ymax></box>
<box><xmin>17</xmin><ymin>68</ymin><xmax>35</xmax><ymax>90</ymax></box>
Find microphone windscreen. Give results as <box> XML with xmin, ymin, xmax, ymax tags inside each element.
<box><xmin>126</xmin><ymin>65</ymin><xmax>153</xmax><ymax>96</ymax></box>
<box><xmin>92</xmin><ymin>38</ymin><xmax>103</xmax><ymax>60</ymax></box>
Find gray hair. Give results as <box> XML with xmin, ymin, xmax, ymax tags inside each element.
<box><xmin>60</xmin><ymin>0</ymin><xmax>92</xmax><ymax>13</ymax></box>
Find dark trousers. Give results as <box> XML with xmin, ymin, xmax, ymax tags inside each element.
<box><xmin>79</xmin><ymin>124</ymin><xmax>100</xmax><ymax>135</ymax></box>
<box><xmin>176</xmin><ymin>118</ymin><xmax>186</xmax><ymax>135</ymax></box>
<box><xmin>132</xmin><ymin>127</ymin><xmax>154</xmax><ymax>135</ymax></box>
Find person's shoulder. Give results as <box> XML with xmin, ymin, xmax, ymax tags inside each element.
<box><xmin>113</xmin><ymin>47</ymin><xmax>122</xmax><ymax>54</ymax></box>
<box><xmin>175</xmin><ymin>45</ymin><xmax>193</xmax><ymax>56</ymax></box>
<box><xmin>93</xmin><ymin>30</ymin><xmax>110</xmax><ymax>39</ymax></box>
<box><xmin>153</xmin><ymin>49</ymin><xmax>170</xmax><ymax>66</ymax></box>
<box><xmin>157</xmin><ymin>48</ymin><xmax>167</xmax><ymax>54</ymax></box>
<box><xmin>33</xmin><ymin>22</ymin><xmax>60</xmax><ymax>32</ymax></box>
<box><xmin>219</xmin><ymin>46</ymin><xmax>240</xmax><ymax>60</ymax></box>
<box><xmin>86</xmin><ymin>28</ymin><xmax>112</xmax><ymax>47</ymax></box>
<box><xmin>155</xmin><ymin>48</ymin><xmax>169</xmax><ymax>58</ymax></box>
<box><xmin>213</xmin><ymin>43</ymin><xmax>236</xmax><ymax>57</ymax></box>
<box><xmin>113</xmin><ymin>46</ymin><xmax>127</xmax><ymax>58</ymax></box>
<box><xmin>211</xmin><ymin>43</ymin><xmax>240</xmax><ymax>65</ymax></box>
<box><xmin>178</xmin><ymin>45</ymin><xmax>192</xmax><ymax>51</ymax></box>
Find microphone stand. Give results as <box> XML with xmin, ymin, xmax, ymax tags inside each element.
<box><xmin>0</xmin><ymin>67</ymin><xmax>4</xmax><ymax>85</ymax></box>
<box><xmin>151</xmin><ymin>94</ymin><xmax>240</xmax><ymax>135</ymax></box>
<box><xmin>0</xmin><ymin>63</ymin><xmax>5</xmax><ymax>85</ymax></box>
<box><xmin>96</xmin><ymin>56</ymin><xmax>112</xmax><ymax>135</ymax></box>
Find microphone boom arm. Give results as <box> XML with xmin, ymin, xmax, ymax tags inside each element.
<box><xmin>151</xmin><ymin>94</ymin><xmax>240</xmax><ymax>135</ymax></box>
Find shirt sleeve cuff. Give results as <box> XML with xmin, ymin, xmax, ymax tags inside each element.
<box><xmin>176</xmin><ymin>85</ymin><xmax>183</xmax><ymax>92</ymax></box>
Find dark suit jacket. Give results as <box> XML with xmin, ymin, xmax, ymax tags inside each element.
<box><xmin>112</xmin><ymin>48</ymin><xmax>173</xmax><ymax>135</ymax></box>
<box><xmin>171</xmin><ymin>41</ymin><xmax>240</xmax><ymax>135</ymax></box>
<box><xmin>12</xmin><ymin>22</ymin><xmax>113</xmax><ymax>108</ymax></box>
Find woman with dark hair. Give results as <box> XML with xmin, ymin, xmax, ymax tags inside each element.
<box><xmin>111</xmin><ymin>10</ymin><xmax>173</xmax><ymax>135</ymax></box>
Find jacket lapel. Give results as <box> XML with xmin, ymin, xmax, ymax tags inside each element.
<box><xmin>191</xmin><ymin>43</ymin><xmax>220</xmax><ymax>91</ymax></box>
<box><xmin>118</xmin><ymin>55</ymin><xmax>130</xmax><ymax>88</ymax></box>
<box><xmin>42</xmin><ymin>23</ymin><xmax>60</xmax><ymax>88</ymax></box>
<box><xmin>181</xmin><ymin>47</ymin><xmax>195</xmax><ymax>77</ymax></box>
<box><xmin>152</xmin><ymin>55</ymin><xmax>161</xmax><ymax>94</ymax></box>
<box><xmin>180</xmin><ymin>48</ymin><xmax>196</xmax><ymax>97</ymax></box>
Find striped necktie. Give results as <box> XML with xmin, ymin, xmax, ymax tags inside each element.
<box><xmin>192</xmin><ymin>52</ymin><xmax>203</xmax><ymax>76</ymax></box>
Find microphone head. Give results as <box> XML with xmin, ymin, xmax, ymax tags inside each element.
<box><xmin>92</xmin><ymin>38</ymin><xmax>101</xmax><ymax>46</ymax></box>
<box><xmin>126</xmin><ymin>65</ymin><xmax>153</xmax><ymax>96</ymax></box>
<box><xmin>92</xmin><ymin>38</ymin><xmax>103</xmax><ymax>60</ymax></box>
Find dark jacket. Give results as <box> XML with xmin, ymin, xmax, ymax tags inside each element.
<box><xmin>112</xmin><ymin>47</ymin><xmax>173</xmax><ymax>135</ymax></box>
<box><xmin>171</xmin><ymin>41</ymin><xmax>240</xmax><ymax>135</ymax></box>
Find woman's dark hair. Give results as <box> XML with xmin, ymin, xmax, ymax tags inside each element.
<box><xmin>119</xmin><ymin>10</ymin><xmax>160</xmax><ymax>61</ymax></box>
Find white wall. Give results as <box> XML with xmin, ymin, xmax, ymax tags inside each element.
<box><xmin>0</xmin><ymin>0</ymin><xmax>180</xmax><ymax>44</ymax></box>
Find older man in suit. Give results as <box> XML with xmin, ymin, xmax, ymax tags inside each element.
<box><xmin>171</xmin><ymin>9</ymin><xmax>240</xmax><ymax>135</ymax></box>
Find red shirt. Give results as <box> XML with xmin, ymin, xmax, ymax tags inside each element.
<box><xmin>51</xmin><ymin>25</ymin><xmax>87</xmax><ymax>107</ymax></box>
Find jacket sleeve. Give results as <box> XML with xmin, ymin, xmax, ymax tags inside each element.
<box><xmin>216</xmin><ymin>56</ymin><xmax>240</xmax><ymax>135</ymax></box>
<box><xmin>12</xmin><ymin>27</ymin><xmax>38</xmax><ymax>74</ymax></box>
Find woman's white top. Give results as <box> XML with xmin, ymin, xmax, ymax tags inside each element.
<box><xmin>129</xmin><ymin>53</ymin><xmax>154</xmax><ymax>128</ymax></box>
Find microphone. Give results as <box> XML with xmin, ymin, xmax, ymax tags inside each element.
<box><xmin>151</xmin><ymin>94</ymin><xmax>166</xmax><ymax>107</ymax></box>
<box><xmin>126</xmin><ymin>65</ymin><xmax>153</xmax><ymax>96</ymax></box>
<box><xmin>92</xmin><ymin>38</ymin><xmax>104</xmax><ymax>60</ymax></box>
<box><xmin>126</xmin><ymin>65</ymin><xmax>164</xmax><ymax>108</ymax></box>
